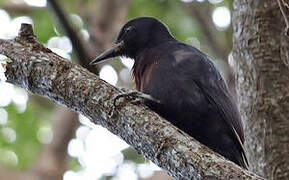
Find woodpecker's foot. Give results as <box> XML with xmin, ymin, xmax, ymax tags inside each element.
<box><xmin>113</xmin><ymin>90</ymin><xmax>160</xmax><ymax>107</ymax></box>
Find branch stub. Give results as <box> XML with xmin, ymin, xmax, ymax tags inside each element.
<box><xmin>17</xmin><ymin>23</ymin><xmax>37</xmax><ymax>42</ymax></box>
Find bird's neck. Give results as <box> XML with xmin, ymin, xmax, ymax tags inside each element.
<box><xmin>132</xmin><ymin>45</ymin><xmax>164</xmax><ymax>91</ymax></box>
<box><xmin>131</xmin><ymin>38</ymin><xmax>178</xmax><ymax>91</ymax></box>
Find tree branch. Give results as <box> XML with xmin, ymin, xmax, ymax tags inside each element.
<box><xmin>43</xmin><ymin>1</ymin><xmax>130</xmax><ymax>178</ymax></box>
<box><xmin>0</xmin><ymin>24</ymin><xmax>263</xmax><ymax>180</ymax></box>
<box><xmin>47</xmin><ymin>0</ymin><xmax>131</xmax><ymax>69</ymax></box>
<box><xmin>47</xmin><ymin>0</ymin><xmax>97</xmax><ymax>74</ymax></box>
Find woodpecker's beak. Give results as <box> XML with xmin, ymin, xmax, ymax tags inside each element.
<box><xmin>89</xmin><ymin>41</ymin><xmax>124</xmax><ymax>65</ymax></box>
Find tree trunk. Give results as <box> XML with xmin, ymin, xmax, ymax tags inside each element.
<box><xmin>233</xmin><ymin>0</ymin><xmax>289</xmax><ymax>179</ymax></box>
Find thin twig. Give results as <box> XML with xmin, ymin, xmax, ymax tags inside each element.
<box><xmin>282</xmin><ymin>0</ymin><xmax>289</xmax><ymax>9</ymax></box>
<box><xmin>47</xmin><ymin>0</ymin><xmax>97</xmax><ymax>73</ymax></box>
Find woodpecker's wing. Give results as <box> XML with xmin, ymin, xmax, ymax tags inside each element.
<box><xmin>172</xmin><ymin>45</ymin><xmax>249</xmax><ymax>168</ymax></box>
<box><xmin>193</xmin><ymin>78</ymin><xmax>249</xmax><ymax>168</ymax></box>
<box><xmin>138</xmin><ymin>42</ymin><xmax>249</xmax><ymax>168</ymax></box>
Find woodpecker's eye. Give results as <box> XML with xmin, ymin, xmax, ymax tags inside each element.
<box><xmin>125</xmin><ymin>26</ymin><xmax>133</xmax><ymax>33</ymax></box>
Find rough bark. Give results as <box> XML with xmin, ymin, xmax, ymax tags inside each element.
<box><xmin>233</xmin><ymin>0</ymin><xmax>289</xmax><ymax>179</ymax></box>
<box><xmin>43</xmin><ymin>1</ymin><xmax>130</xmax><ymax>179</ymax></box>
<box><xmin>0</xmin><ymin>24</ymin><xmax>263</xmax><ymax>180</ymax></box>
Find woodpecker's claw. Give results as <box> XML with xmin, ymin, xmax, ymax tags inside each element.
<box><xmin>113</xmin><ymin>90</ymin><xmax>160</xmax><ymax>107</ymax></box>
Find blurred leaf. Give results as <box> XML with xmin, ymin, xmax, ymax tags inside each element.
<box><xmin>0</xmin><ymin>103</ymin><xmax>40</xmax><ymax>169</ymax></box>
<box><xmin>121</xmin><ymin>147</ymin><xmax>146</xmax><ymax>164</ymax></box>
<box><xmin>69</xmin><ymin>157</ymin><xmax>82</xmax><ymax>172</ymax></box>
<box><xmin>0</xmin><ymin>97</ymin><xmax>54</xmax><ymax>169</ymax></box>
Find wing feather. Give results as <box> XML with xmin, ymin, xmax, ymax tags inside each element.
<box><xmin>194</xmin><ymin>80</ymin><xmax>249</xmax><ymax>168</ymax></box>
<box><xmin>173</xmin><ymin>46</ymin><xmax>249</xmax><ymax>168</ymax></box>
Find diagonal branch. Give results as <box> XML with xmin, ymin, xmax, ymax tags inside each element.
<box><xmin>47</xmin><ymin>0</ymin><xmax>97</xmax><ymax>74</ymax></box>
<box><xmin>42</xmin><ymin>1</ymin><xmax>130</xmax><ymax>178</ymax></box>
<box><xmin>47</xmin><ymin>0</ymin><xmax>131</xmax><ymax>71</ymax></box>
<box><xmin>0</xmin><ymin>24</ymin><xmax>263</xmax><ymax>180</ymax></box>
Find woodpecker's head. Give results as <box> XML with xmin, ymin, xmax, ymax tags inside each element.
<box><xmin>89</xmin><ymin>17</ymin><xmax>174</xmax><ymax>65</ymax></box>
